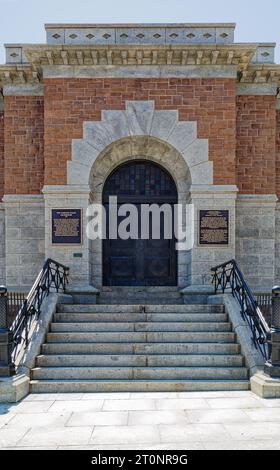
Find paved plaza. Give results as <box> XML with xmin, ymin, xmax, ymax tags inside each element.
<box><xmin>0</xmin><ymin>391</ymin><xmax>280</xmax><ymax>450</ymax></box>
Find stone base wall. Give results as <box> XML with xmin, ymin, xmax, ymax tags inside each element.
<box><xmin>275</xmin><ymin>202</ymin><xmax>280</xmax><ymax>285</ymax></box>
<box><xmin>0</xmin><ymin>204</ymin><xmax>5</xmax><ymax>285</ymax></box>
<box><xmin>3</xmin><ymin>196</ymin><xmax>45</xmax><ymax>290</ymax></box>
<box><xmin>236</xmin><ymin>195</ymin><xmax>277</xmax><ymax>291</ymax></box>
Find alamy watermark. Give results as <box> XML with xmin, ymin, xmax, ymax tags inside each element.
<box><xmin>86</xmin><ymin>196</ymin><xmax>195</xmax><ymax>251</ymax></box>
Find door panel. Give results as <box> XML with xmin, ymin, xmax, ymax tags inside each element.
<box><xmin>102</xmin><ymin>161</ymin><xmax>178</xmax><ymax>286</ymax></box>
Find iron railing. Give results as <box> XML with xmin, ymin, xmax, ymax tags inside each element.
<box><xmin>211</xmin><ymin>259</ymin><xmax>271</xmax><ymax>361</ymax></box>
<box><xmin>10</xmin><ymin>258</ymin><xmax>69</xmax><ymax>365</ymax></box>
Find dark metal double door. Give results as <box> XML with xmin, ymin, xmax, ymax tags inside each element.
<box><xmin>103</xmin><ymin>161</ymin><xmax>178</xmax><ymax>286</ymax></box>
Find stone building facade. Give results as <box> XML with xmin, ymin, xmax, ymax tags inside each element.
<box><xmin>0</xmin><ymin>23</ymin><xmax>279</xmax><ymax>292</ymax></box>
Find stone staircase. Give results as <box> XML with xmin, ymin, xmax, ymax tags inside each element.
<box><xmin>30</xmin><ymin>302</ymin><xmax>250</xmax><ymax>393</ymax></box>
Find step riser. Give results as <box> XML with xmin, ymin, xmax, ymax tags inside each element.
<box><xmin>30</xmin><ymin>381</ymin><xmax>250</xmax><ymax>393</ymax></box>
<box><xmin>32</xmin><ymin>368</ymin><xmax>248</xmax><ymax>381</ymax></box>
<box><xmin>46</xmin><ymin>332</ymin><xmax>236</xmax><ymax>343</ymax></box>
<box><xmin>57</xmin><ymin>305</ymin><xmax>224</xmax><ymax>314</ymax></box>
<box><xmin>98</xmin><ymin>299</ymin><xmax>184</xmax><ymax>305</ymax></box>
<box><xmin>50</xmin><ymin>322</ymin><xmax>232</xmax><ymax>333</ymax></box>
<box><xmin>36</xmin><ymin>355</ymin><xmax>244</xmax><ymax>368</ymax></box>
<box><xmin>53</xmin><ymin>313</ymin><xmax>228</xmax><ymax>323</ymax></box>
<box><xmin>42</xmin><ymin>343</ymin><xmax>241</xmax><ymax>355</ymax></box>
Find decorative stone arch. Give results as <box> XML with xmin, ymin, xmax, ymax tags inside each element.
<box><xmin>69</xmin><ymin>100</ymin><xmax>212</xmax><ymax>188</ymax></box>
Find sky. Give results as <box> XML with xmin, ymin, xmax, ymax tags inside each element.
<box><xmin>0</xmin><ymin>0</ymin><xmax>279</xmax><ymax>64</ymax></box>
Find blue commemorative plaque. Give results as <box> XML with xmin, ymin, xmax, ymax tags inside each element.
<box><xmin>52</xmin><ymin>209</ymin><xmax>82</xmax><ymax>245</ymax></box>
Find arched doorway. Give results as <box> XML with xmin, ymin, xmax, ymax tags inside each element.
<box><xmin>102</xmin><ymin>160</ymin><xmax>178</xmax><ymax>286</ymax></box>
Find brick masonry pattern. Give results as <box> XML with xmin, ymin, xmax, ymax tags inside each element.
<box><xmin>1</xmin><ymin>81</ymin><xmax>279</xmax><ymax>196</ymax></box>
<box><xmin>4</xmin><ymin>96</ymin><xmax>44</xmax><ymax>195</ymax></box>
<box><xmin>236</xmin><ymin>95</ymin><xmax>276</xmax><ymax>195</ymax></box>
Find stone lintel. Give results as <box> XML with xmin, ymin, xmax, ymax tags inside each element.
<box><xmin>237</xmin><ymin>83</ymin><xmax>278</xmax><ymax>96</ymax></box>
<box><xmin>3</xmin><ymin>83</ymin><xmax>44</xmax><ymax>96</ymax></box>
<box><xmin>42</xmin><ymin>64</ymin><xmax>238</xmax><ymax>79</ymax></box>
<box><xmin>42</xmin><ymin>185</ymin><xmax>90</xmax><ymax>196</ymax></box>
<box><xmin>3</xmin><ymin>194</ymin><xmax>44</xmax><ymax>204</ymax></box>
<box><xmin>190</xmin><ymin>184</ymin><xmax>238</xmax><ymax>197</ymax></box>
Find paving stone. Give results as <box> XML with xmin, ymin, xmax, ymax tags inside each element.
<box><xmin>25</xmin><ymin>393</ymin><xmax>84</xmax><ymax>401</ymax></box>
<box><xmin>128</xmin><ymin>410</ymin><xmax>189</xmax><ymax>425</ymax></box>
<box><xmin>67</xmin><ymin>411</ymin><xmax>128</xmax><ymax>426</ymax></box>
<box><xmin>244</xmin><ymin>408</ymin><xmax>280</xmax><ymax>422</ymax></box>
<box><xmin>48</xmin><ymin>400</ymin><xmax>104</xmax><ymax>413</ymax></box>
<box><xmin>0</xmin><ymin>414</ymin><xmax>15</xmax><ymax>428</ymax></box>
<box><xmin>156</xmin><ymin>398</ymin><xmax>209</xmax><ymax>410</ymax></box>
<box><xmin>5</xmin><ymin>412</ymin><xmax>72</xmax><ymax>429</ymax></box>
<box><xmin>90</xmin><ymin>425</ymin><xmax>160</xmax><ymax>445</ymax></box>
<box><xmin>187</xmin><ymin>409</ymin><xmax>250</xmax><ymax>424</ymax></box>
<box><xmin>18</xmin><ymin>426</ymin><xmax>93</xmax><ymax>447</ymax></box>
<box><xmin>206</xmin><ymin>397</ymin><xmax>263</xmax><ymax>409</ymax></box>
<box><xmin>204</xmin><ymin>440</ymin><xmax>280</xmax><ymax>450</ymax></box>
<box><xmin>159</xmin><ymin>424</ymin><xmax>231</xmax><ymax>442</ymax></box>
<box><xmin>82</xmin><ymin>393</ymin><xmax>131</xmax><ymax>400</ymax></box>
<box><xmin>224</xmin><ymin>422</ymin><xmax>280</xmax><ymax>440</ymax></box>
<box><xmin>7</xmin><ymin>401</ymin><xmax>55</xmax><ymax>414</ymax></box>
<box><xmin>103</xmin><ymin>399</ymin><xmax>156</xmax><ymax>411</ymax></box>
<box><xmin>0</xmin><ymin>428</ymin><xmax>31</xmax><ymax>448</ymax></box>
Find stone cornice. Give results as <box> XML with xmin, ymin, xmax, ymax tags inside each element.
<box><xmin>0</xmin><ymin>44</ymin><xmax>280</xmax><ymax>89</ymax></box>
<box><xmin>21</xmin><ymin>43</ymin><xmax>257</xmax><ymax>68</ymax></box>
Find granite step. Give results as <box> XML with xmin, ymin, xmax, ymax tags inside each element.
<box><xmin>36</xmin><ymin>354</ymin><xmax>244</xmax><ymax>367</ymax></box>
<box><xmin>32</xmin><ymin>366</ymin><xmax>249</xmax><ymax>381</ymax></box>
<box><xmin>50</xmin><ymin>322</ymin><xmax>232</xmax><ymax>333</ymax></box>
<box><xmin>57</xmin><ymin>304</ymin><xmax>225</xmax><ymax>314</ymax></box>
<box><xmin>53</xmin><ymin>313</ymin><xmax>228</xmax><ymax>323</ymax></box>
<box><xmin>41</xmin><ymin>342</ymin><xmax>241</xmax><ymax>355</ymax></box>
<box><xmin>46</xmin><ymin>331</ymin><xmax>236</xmax><ymax>344</ymax></box>
<box><xmin>30</xmin><ymin>379</ymin><xmax>250</xmax><ymax>393</ymax></box>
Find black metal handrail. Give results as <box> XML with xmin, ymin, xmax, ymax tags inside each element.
<box><xmin>211</xmin><ymin>259</ymin><xmax>271</xmax><ymax>361</ymax></box>
<box><xmin>10</xmin><ymin>258</ymin><xmax>69</xmax><ymax>365</ymax></box>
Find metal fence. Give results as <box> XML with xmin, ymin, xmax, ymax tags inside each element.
<box><xmin>7</xmin><ymin>292</ymin><xmax>26</xmax><ymax>327</ymax></box>
<box><xmin>255</xmin><ymin>293</ymin><xmax>272</xmax><ymax>328</ymax></box>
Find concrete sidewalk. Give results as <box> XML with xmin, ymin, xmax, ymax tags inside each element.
<box><xmin>1</xmin><ymin>391</ymin><xmax>280</xmax><ymax>450</ymax></box>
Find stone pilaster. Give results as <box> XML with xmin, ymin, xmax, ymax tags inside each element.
<box><xmin>189</xmin><ymin>185</ymin><xmax>238</xmax><ymax>286</ymax></box>
<box><xmin>275</xmin><ymin>202</ymin><xmax>280</xmax><ymax>285</ymax></box>
<box><xmin>3</xmin><ymin>195</ymin><xmax>45</xmax><ymax>290</ymax></box>
<box><xmin>236</xmin><ymin>194</ymin><xmax>278</xmax><ymax>291</ymax></box>
<box><xmin>0</xmin><ymin>203</ymin><xmax>5</xmax><ymax>285</ymax></box>
<box><xmin>43</xmin><ymin>185</ymin><xmax>91</xmax><ymax>289</ymax></box>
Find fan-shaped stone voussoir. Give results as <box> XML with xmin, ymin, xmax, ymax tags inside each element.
<box><xmin>69</xmin><ymin>100</ymin><xmax>212</xmax><ymax>186</ymax></box>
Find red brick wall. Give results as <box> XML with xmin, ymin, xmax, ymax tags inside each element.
<box><xmin>4</xmin><ymin>96</ymin><xmax>44</xmax><ymax>194</ymax></box>
<box><xmin>277</xmin><ymin>110</ymin><xmax>280</xmax><ymax>198</ymax></box>
<box><xmin>44</xmin><ymin>78</ymin><xmax>236</xmax><ymax>186</ymax></box>
<box><xmin>236</xmin><ymin>95</ymin><xmax>276</xmax><ymax>194</ymax></box>
<box><xmin>0</xmin><ymin>109</ymin><xmax>4</xmax><ymax>200</ymax></box>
